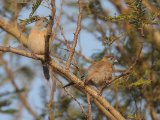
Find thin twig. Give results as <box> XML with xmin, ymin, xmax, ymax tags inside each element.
<box><xmin>60</xmin><ymin>26</ymin><xmax>84</xmax><ymax>80</ymax></box>
<box><xmin>48</xmin><ymin>75</ymin><xmax>56</xmax><ymax>120</ymax></box>
<box><xmin>87</xmin><ymin>93</ymin><xmax>92</xmax><ymax>120</ymax></box>
<box><xmin>60</xmin><ymin>26</ymin><xmax>71</xmax><ymax>52</ymax></box>
<box><xmin>54</xmin><ymin>75</ymin><xmax>87</xmax><ymax>118</ymax></box>
<box><xmin>51</xmin><ymin>0</ymin><xmax>64</xmax><ymax>41</ymax></box>
<box><xmin>65</xmin><ymin>0</ymin><xmax>82</xmax><ymax>69</ymax></box>
<box><xmin>56</xmin><ymin>38</ymin><xmax>91</xmax><ymax>63</ymax></box>
<box><xmin>1</xmin><ymin>58</ymin><xmax>39</xmax><ymax>119</ymax></box>
<box><xmin>0</xmin><ymin>46</ymin><xmax>43</xmax><ymax>60</ymax></box>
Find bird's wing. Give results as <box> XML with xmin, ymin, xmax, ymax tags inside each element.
<box><xmin>85</xmin><ymin>63</ymin><xmax>100</xmax><ymax>84</ymax></box>
<box><xmin>85</xmin><ymin>71</ymin><xmax>98</xmax><ymax>84</ymax></box>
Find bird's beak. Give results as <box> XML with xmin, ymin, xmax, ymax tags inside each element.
<box><xmin>114</xmin><ymin>59</ymin><xmax>118</xmax><ymax>63</ymax></box>
<box><xmin>110</xmin><ymin>57</ymin><xmax>118</xmax><ymax>64</ymax></box>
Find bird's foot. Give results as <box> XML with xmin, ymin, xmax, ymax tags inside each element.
<box><xmin>63</xmin><ymin>82</ymin><xmax>74</xmax><ymax>88</ymax></box>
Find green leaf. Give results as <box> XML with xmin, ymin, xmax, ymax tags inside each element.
<box><xmin>0</xmin><ymin>100</ymin><xmax>11</xmax><ymax>107</ymax></box>
<box><xmin>29</xmin><ymin>0</ymin><xmax>43</xmax><ymax>17</ymax></box>
<box><xmin>127</xmin><ymin>114</ymin><xmax>135</xmax><ymax>119</ymax></box>
<box><xmin>0</xmin><ymin>109</ymin><xmax>17</xmax><ymax>114</ymax></box>
<box><xmin>129</xmin><ymin>79</ymin><xmax>151</xmax><ymax>87</ymax></box>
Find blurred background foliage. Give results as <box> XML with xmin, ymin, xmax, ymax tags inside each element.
<box><xmin>0</xmin><ymin>0</ymin><xmax>160</xmax><ymax>120</ymax></box>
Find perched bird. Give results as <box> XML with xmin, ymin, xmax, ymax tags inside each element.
<box><xmin>84</xmin><ymin>55</ymin><xmax>114</xmax><ymax>88</ymax></box>
<box><xmin>63</xmin><ymin>55</ymin><xmax>115</xmax><ymax>90</ymax></box>
<box><xmin>28</xmin><ymin>17</ymin><xmax>50</xmax><ymax>80</ymax></box>
<box><xmin>28</xmin><ymin>17</ymin><xmax>48</xmax><ymax>54</ymax></box>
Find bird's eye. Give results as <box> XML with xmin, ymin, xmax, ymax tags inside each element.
<box><xmin>109</xmin><ymin>58</ymin><xmax>113</xmax><ymax>61</ymax></box>
<box><xmin>111</xmin><ymin>57</ymin><xmax>114</xmax><ymax>60</ymax></box>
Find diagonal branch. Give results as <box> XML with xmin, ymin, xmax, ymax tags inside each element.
<box><xmin>0</xmin><ymin>46</ymin><xmax>125</xmax><ymax>120</ymax></box>
<box><xmin>0</xmin><ymin>17</ymin><xmax>28</xmax><ymax>47</ymax></box>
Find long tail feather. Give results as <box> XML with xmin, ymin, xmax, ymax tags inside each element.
<box><xmin>42</xmin><ymin>62</ymin><xmax>50</xmax><ymax>81</ymax></box>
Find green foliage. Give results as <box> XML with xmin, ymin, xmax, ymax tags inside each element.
<box><xmin>129</xmin><ymin>79</ymin><xmax>151</xmax><ymax>87</ymax></box>
<box><xmin>0</xmin><ymin>100</ymin><xmax>11</xmax><ymax>107</ymax></box>
<box><xmin>29</xmin><ymin>0</ymin><xmax>43</xmax><ymax>17</ymax></box>
<box><xmin>19</xmin><ymin>15</ymin><xmax>40</xmax><ymax>25</ymax></box>
<box><xmin>0</xmin><ymin>109</ymin><xmax>17</xmax><ymax>114</ymax></box>
<box><xmin>0</xmin><ymin>99</ymin><xmax>17</xmax><ymax>115</ymax></box>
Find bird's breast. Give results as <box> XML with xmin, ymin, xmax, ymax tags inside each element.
<box><xmin>28</xmin><ymin>29</ymin><xmax>46</xmax><ymax>54</ymax></box>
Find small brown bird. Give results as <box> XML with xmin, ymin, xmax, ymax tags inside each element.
<box><xmin>84</xmin><ymin>55</ymin><xmax>114</xmax><ymax>88</ymax></box>
<box><xmin>28</xmin><ymin>17</ymin><xmax>50</xmax><ymax>80</ymax></box>
<box><xmin>28</xmin><ymin>17</ymin><xmax>48</xmax><ymax>54</ymax></box>
<box><xmin>63</xmin><ymin>55</ymin><xmax>115</xmax><ymax>89</ymax></box>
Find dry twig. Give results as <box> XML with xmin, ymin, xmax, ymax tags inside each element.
<box><xmin>65</xmin><ymin>0</ymin><xmax>83</xmax><ymax>69</ymax></box>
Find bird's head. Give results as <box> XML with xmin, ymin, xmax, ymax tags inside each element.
<box><xmin>35</xmin><ymin>17</ymin><xmax>48</xmax><ymax>28</ymax></box>
<box><xmin>102</xmin><ymin>55</ymin><xmax>118</xmax><ymax>64</ymax></box>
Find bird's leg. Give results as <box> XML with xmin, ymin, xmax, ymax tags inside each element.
<box><xmin>63</xmin><ymin>74</ymin><xmax>86</xmax><ymax>88</ymax></box>
<box><xmin>63</xmin><ymin>82</ymin><xmax>74</xmax><ymax>88</ymax></box>
<box><xmin>99</xmin><ymin>87</ymin><xmax>104</xmax><ymax>96</ymax></box>
<box><xmin>84</xmin><ymin>78</ymin><xmax>92</xmax><ymax>85</ymax></box>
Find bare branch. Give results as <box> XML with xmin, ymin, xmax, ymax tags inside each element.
<box><xmin>0</xmin><ymin>17</ymin><xmax>28</xmax><ymax>47</ymax></box>
<box><xmin>0</xmin><ymin>46</ymin><xmax>43</xmax><ymax>60</ymax></box>
<box><xmin>0</xmin><ymin>46</ymin><xmax>125</xmax><ymax>120</ymax></box>
<box><xmin>65</xmin><ymin>0</ymin><xmax>82</xmax><ymax>69</ymax></box>
<box><xmin>48</xmin><ymin>76</ymin><xmax>56</xmax><ymax>120</ymax></box>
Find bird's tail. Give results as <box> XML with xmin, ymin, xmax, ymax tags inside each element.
<box><xmin>42</xmin><ymin>62</ymin><xmax>50</xmax><ymax>81</ymax></box>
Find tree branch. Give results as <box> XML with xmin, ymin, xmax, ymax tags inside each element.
<box><xmin>65</xmin><ymin>0</ymin><xmax>82</xmax><ymax>69</ymax></box>
<box><xmin>0</xmin><ymin>17</ymin><xmax>27</xmax><ymax>47</ymax></box>
<box><xmin>0</xmin><ymin>46</ymin><xmax>125</xmax><ymax>120</ymax></box>
<box><xmin>0</xmin><ymin>11</ymin><xmax>125</xmax><ymax>119</ymax></box>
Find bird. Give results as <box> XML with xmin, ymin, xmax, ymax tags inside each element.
<box><xmin>84</xmin><ymin>55</ymin><xmax>114</xmax><ymax>88</ymax></box>
<box><xmin>63</xmin><ymin>55</ymin><xmax>115</xmax><ymax>91</ymax></box>
<box><xmin>28</xmin><ymin>17</ymin><xmax>50</xmax><ymax>80</ymax></box>
<box><xmin>28</xmin><ymin>17</ymin><xmax>48</xmax><ymax>54</ymax></box>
